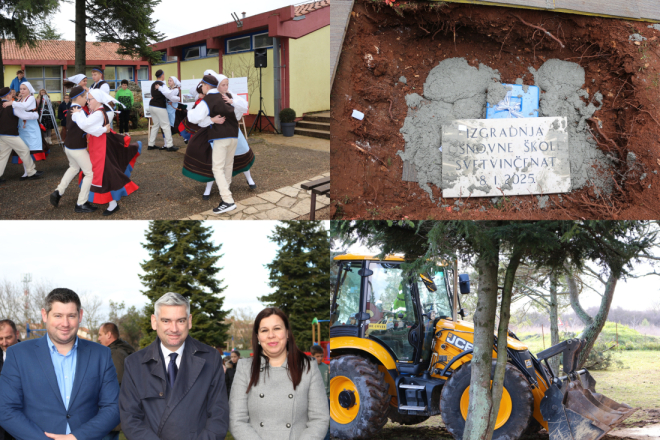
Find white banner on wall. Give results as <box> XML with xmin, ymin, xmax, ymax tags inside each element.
<box><xmin>141</xmin><ymin>77</ymin><xmax>249</xmax><ymax>118</ymax></box>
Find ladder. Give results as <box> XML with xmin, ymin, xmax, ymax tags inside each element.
<box><xmin>39</xmin><ymin>95</ymin><xmax>63</xmax><ymax>148</ymax></box>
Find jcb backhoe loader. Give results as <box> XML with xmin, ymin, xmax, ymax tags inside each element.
<box><xmin>329</xmin><ymin>254</ymin><xmax>637</xmax><ymax>440</ymax></box>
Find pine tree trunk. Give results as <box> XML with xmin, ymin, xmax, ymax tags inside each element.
<box><xmin>463</xmin><ymin>252</ymin><xmax>499</xmax><ymax>440</ymax></box>
<box><xmin>487</xmin><ymin>246</ymin><xmax>523</xmax><ymax>434</ymax></box>
<box><xmin>567</xmin><ymin>273</ymin><xmax>618</xmax><ymax>368</ymax></box>
<box><xmin>75</xmin><ymin>0</ymin><xmax>86</xmax><ymax>74</ymax></box>
<box><xmin>548</xmin><ymin>273</ymin><xmax>560</xmax><ymax>375</ymax></box>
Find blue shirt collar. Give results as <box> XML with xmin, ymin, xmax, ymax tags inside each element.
<box><xmin>46</xmin><ymin>333</ymin><xmax>79</xmax><ymax>355</ymax></box>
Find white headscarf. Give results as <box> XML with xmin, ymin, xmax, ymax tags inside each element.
<box><xmin>88</xmin><ymin>88</ymin><xmax>125</xmax><ymax>109</ymax></box>
<box><xmin>169</xmin><ymin>76</ymin><xmax>181</xmax><ymax>87</ymax></box>
<box><xmin>67</xmin><ymin>74</ymin><xmax>87</xmax><ymax>86</ymax></box>
<box><xmin>22</xmin><ymin>81</ymin><xmax>36</xmax><ymax>94</ymax></box>
<box><xmin>203</xmin><ymin>69</ymin><xmax>245</xmax><ymax>119</ymax></box>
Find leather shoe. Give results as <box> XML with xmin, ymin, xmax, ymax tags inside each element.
<box><xmin>165</xmin><ymin>146</ymin><xmax>179</xmax><ymax>152</ymax></box>
<box><xmin>74</xmin><ymin>202</ymin><xmax>97</xmax><ymax>213</ymax></box>
<box><xmin>147</xmin><ymin>145</ymin><xmax>159</xmax><ymax>150</ymax></box>
<box><xmin>202</xmin><ymin>194</ymin><xmax>210</xmax><ymax>201</ymax></box>
<box><xmin>20</xmin><ymin>171</ymin><xmax>43</xmax><ymax>181</ymax></box>
<box><xmin>50</xmin><ymin>190</ymin><xmax>62</xmax><ymax>207</ymax></box>
<box><xmin>102</xmin><ymin>204</ymin><xmax>121</xmax><ymax>216</ymax></box>
<box><xmin>0</xmin><ymin>178</ymin><xmax>6</xmax><ymax>185</ymax></box>
<box><xmin>249</xmin><ymin>183</ymin><xmax>257</xmax><ymax>190</ymax></box>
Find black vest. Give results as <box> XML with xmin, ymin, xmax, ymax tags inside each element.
<box><xmin>204</xmin><ymin>92</ymin><xmax>238</xmax><ymax>140</ymax></box>
<box><xmin>0</xmin><ymin>100</ymin><xmax>19</xmax><ymax>136</ymax></box>
<box><xmin>91</xmin><ymin>80</ymin><xmax>108</xmax><ymax>90</ymax></box>
<box><xmin>150</xmin><ymin>81</ymin><xmax>166</xmax><ymax>109</ymax></box>
<box><xmin>65</xmin><ymin>107</ymin><xmax>89</xmax><ymax>149</ymax></box>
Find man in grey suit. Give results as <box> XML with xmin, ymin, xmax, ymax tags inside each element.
<box><xmin>119</xmin><ymin>292</ymin><xmax>229</xmax><ymax>440</ymax></box>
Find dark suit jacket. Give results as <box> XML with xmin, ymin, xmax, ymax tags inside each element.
<box><xmin>0</xmin><ymin>336</ymin><xmax>120</xmax><ymax>440</ymax></box>
<box><xmin>119</xmin><ymin>336</ymin><xmax>229</xmax><ymax>440</ymax></box>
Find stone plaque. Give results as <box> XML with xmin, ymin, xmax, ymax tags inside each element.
<box><xmin>442</xmin><ymin>117</ymin><xmax>570</xmax><ymax>198</ymax></box>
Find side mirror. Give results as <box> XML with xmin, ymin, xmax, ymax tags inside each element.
<box><xmin>459</xmin><ymin>274</ymin><xmax>470</xmax><ymax>294</ymax></box>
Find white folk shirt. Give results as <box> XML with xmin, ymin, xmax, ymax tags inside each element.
<box><xmin>12</xmin><ymin>96</ymin><xmax>39</xmax><ymax>120</ymax></box>
<box><xmin>160</xmin><ymin>341</ymin><xmax>185</xmax><ymax>372</ymax></box>
<box><xmin>72</xmin><ymin>108</ymin><xmax>112</xmax><ymax>137</ymax></box>
<box><xmin>158</xmin><ymin>85</ymin><xmax>181</xmax><ymax>103</ymax></box>
<box><xmin>186</xmin><ymin>89</ymin><xmax>218</xmax><ymax>127</ymax></box>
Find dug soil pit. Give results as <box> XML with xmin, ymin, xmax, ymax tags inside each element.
<box><xmin>331</xmin><ymin>0</ymin><xmax>660</xmax><ymax>219</ymax></box>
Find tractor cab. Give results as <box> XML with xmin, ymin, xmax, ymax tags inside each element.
<box><xmin>331</xmin><ymin>254</ymin><xmax>465</xmax><ymax>377</ymax></box>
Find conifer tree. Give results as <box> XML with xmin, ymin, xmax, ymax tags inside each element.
<box><xmin>260</xmin><ymin>221</ymin><xmax>330</xmax><ymax>351</ymax></box>
<box><xmin>139</xmin><ymin>221</ymin><xmax>230</xmax><ymax>348</ymax></box>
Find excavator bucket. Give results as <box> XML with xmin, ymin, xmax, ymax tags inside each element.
<box><xmin>537</xmin><ymin>339</ymin><xmax>638</xmax><ymax>440</ymax></box>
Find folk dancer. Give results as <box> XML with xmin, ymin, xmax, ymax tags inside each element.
<box><xmin>4</xmin><ymin>82</ymin><xmax>49</xmax><ymax>177</ymax></box>
<box><xmin>182</xmin><ymin>82</ymin><xmax>253</xmax><ymax>200</ymax></box>
<box><xmin>147</xmin><ymin>69</ymin><xmax>179</xmax><ymax>152</ymax></box>
<box><xmin>187</xmin><ymin>74</ymin><xmax>248</xmax><ymax>214</ymax></box>
<box><xmin>50</xmin><ymin>86</ymin><xmax>103</xmax><ymax>213</ymax></box>
<box><xmin>90</xmin><ymin>67</ymin><xmax>115</xmax><ymax>129</ymax></box>
<box><xmin>0</xmin><ymin>87</ymin><xmax>42</xmax><ymax>185</ymax></box>
<box><xmin>70</xmin><ymin>88</ymin><xmax>141</xmax><ymax>216</ymax></box>
<box><xmin>166</xmin><ymin>76</ymin><xmax>182</xmax><ymax>133</ymax></box>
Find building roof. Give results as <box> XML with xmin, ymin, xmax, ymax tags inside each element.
<box><xmin>295</xmin><ymin>0</ymin><xmax>330</xmax><ymax>17</ymax></box>
<box><xmin>1</xmin><ymin>40</ymin><xmax>144</xmax><ymax>62</ymax></box>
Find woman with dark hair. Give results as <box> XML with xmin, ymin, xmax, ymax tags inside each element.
<box><xmin>36</xmin><ymin>89</ymin><xmax>54</xmax><ymax>144</ymax></box>
<box><xmin>230</xmin><ymin>307</ymin><xmax>329</xmax><ymax>439</ymax></box>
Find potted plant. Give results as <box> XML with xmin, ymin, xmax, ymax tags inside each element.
<box><xmin>280</xmin><ymin>108</ymin><xmax>297</xmax><ymax>137</ymax></box>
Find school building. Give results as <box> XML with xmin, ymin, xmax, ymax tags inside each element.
<box><xmin>1</xmin><ymin>39</ymin><xmax>150</xmax><ymax>101</ymax></box>
<box><xmin>150</xmin><ymin>0</ymin><xmax>330</xmax><ymax>129</ymax></box>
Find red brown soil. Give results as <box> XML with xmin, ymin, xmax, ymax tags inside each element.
<box><xmin>331</xmin><ymin>0</ymin><xmax>660</xmax><ymax>220</ymax></box>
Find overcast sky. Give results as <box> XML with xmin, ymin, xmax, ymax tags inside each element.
<box><xmin>0</xmin><ymin>220</ymin><xmax>328</xmax><ymax>320</ymax></box>
<box><xmin>53</xmin><ymin>0</ymin><xmax>302</xmax><ymax>42</ymax></box>
<box><xmin>338</xmin><ymin>239</ymin><xmax>660</xmax><ymax>313</ymax></box>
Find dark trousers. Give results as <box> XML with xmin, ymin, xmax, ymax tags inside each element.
<box><xmin>119</xmin><ymin>110</ymin><xmax>130</xmax><ymax>133</ymax></box>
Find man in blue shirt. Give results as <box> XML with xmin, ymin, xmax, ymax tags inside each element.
<box><xmin>9</xmin><ymin>70</ymin><xmax>26</xmax><ymax>94</ymax></box>
<box><xmin>0</xmin><ymin>288</ymin><xmax>119</xmax><ymax>440</ymax></box>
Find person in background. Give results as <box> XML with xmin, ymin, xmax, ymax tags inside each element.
<box><xmin>9</xmin><ymin>70</ymin><xmax>26</xmax><ymax>95</ymax></box>
<box><xmin>36</xmin><ymin>89</ymin><xmax>55</xmax><ymax>144</ymax></box>
<box><xmin>58</xmin><ymin>95</ymin><xmax>70</xmax><ymax>140</ymax></box>
<box><xmin>0</xmin><ymin>319</ymin><xmax>20</xmax><ymax>440</ymax></box>
<box><xmin>225</xmin><ymin>350</ymin><xmax>240</xmax><ymax>397</ymax></box>
<box><xmin>229</xmin><ymin>307</ymin><xmax>329</xmax><ymax>440</ymax></box>
<box><xmin>310</xmin><ymin>345</ymin><xmax>330</xmax><ymax>440</ymax></box>
<box><xmin>115</xmin><ymin>80</ymin><xmax>134</xmax><ymax>135</ymax></box>
<box><xmin>98</xmin><ymin>322</ymin><xmax>135</xmax><ymax>440</ymax></box>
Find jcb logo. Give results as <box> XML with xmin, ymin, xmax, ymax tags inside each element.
<box><xmin>446</xmin><ymin>333</ymin><xmax>474</xmax><ymax>351</ymax></box>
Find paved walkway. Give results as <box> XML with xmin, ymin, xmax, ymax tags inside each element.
<box><xmin>183</xmin><ymin>172</ymin><xmax>330</xmax><ymax>220</ymax></box>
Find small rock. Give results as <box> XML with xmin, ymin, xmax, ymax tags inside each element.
<box><xmin>640</xmin><ymin>173</ymin><xmax>647</xmax><ymax>181</ymax></box>
<box><xmin>399</xmin><ymin>76</ymin><xmax>407</xmax><ymax>84</ymax></box>
<box><xmin>627</xmin><ymin>152</ymin><xmax>637</xmax><ymax>164</ymax></box>
<box><xmin>491</xmin><ymin>197</ymin><xmax>500</xmax><ymax>205</ymax></box>
<box><xmin>537</xmin><ymin>195</ymin><xmax>549</xmax><ymax>209</ymax></box>
<box><xmin>629</xmin><ymin>33</ymin><xmax>647</xmax><ymax>42</ymax></box>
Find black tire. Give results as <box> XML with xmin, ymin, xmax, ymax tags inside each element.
<box><xmin>440</xmin><ymin>361</ymin><xmax>533</xmax><ymax>440</ymax></box>
<box><xmin>522</xmin><ymin>418</ymin><xmax>544</xmax><ymax>437</ymax></box>
<box><xmin>387</xmin><ymin>405</ymin><xmax>430</xmax><ymax>425</ymax></box>
<box><xmin>330</xmin><ymin>355</ymin><xmax>391</xmax><ymax>439</ymax></box>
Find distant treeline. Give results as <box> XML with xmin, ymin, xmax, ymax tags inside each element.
<box><xmin>516</xmin><ymin>306</ymin><xmax>660</xmax><ymax>328</ymax></box>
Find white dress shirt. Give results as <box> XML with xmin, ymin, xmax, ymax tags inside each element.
<box><xmin>159</xmin><ymin>85</ymin><xmax>181</xmax><ymax>103</ymax></box>
<box><xmin>72</xmin><ymin>108</ymin><xmax>112</xmax><ymax>137</ymax></box>
<box><xmin>12</xmin><ymin>97</ymin><xmax>39</xmax><ymax>120</ymax></box>
<box><xmin>161</xmin><ymin>341</ymin><xmax>185</xmax><ymax>372</ymax></box>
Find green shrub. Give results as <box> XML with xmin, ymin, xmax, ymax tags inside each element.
<box><xmin>279</xmin><ymin>108</ymin><xmax>296</xmax><ymax>123</ymax></box>
<box><xmin>583</xmin><ymin>342</ymin><xmax>623</xmax><ymax>370</ymax></box>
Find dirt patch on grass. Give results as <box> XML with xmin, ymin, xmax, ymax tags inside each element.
<box><xmin>331</xmin><ymin>0</ymin><xmax>660</xmax><ymax>219</ymax></box>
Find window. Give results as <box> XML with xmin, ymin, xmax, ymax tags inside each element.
<box><xmin>137</xmin><ymin>67</ymin><xmax>149</xmax><ymax>80</ymax></box>
<box><xmin>227</xmin><ymin>36</ymin><xmax>251</xmax><ymax>53</ymax></box>
<box><xmin>253</xmin><ymin>33</ymin><xmax>273</xmax><ymax>49</ymax></box>
<box><xmin>184</xmin><ymin>46</ymin><xmax>200</xmax><ymax>59</ymax></box>
<box><xmin>25</xmin><ymin>66</ymin><xmax>62</xmax><ymax>93</ymax></box>
<box><xmin>104</xmin><ymin>67</ymin><xmax>116</xmax><ymax>90</ymax></box>
<box><xmin>206</xmin><ymin>48</ymin><xmax>219</xmax><ymax>56</ymax></box>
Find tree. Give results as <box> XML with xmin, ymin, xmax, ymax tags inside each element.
<box><xmin>225</xmin><ymin>307</ymin><xmax>256</xmax><ymax>351</ymax></box>
<box><xmin>260</xmin><ymin>221</ymin><xmax>330</xmax><ymax>351</ymax></box>
<box><xmin>0</xmin><ymin>0</ymin><xmax>59</xmax><ymax>86</ymax></box>
<box><xmin>37</xmin><ymin>22</ymin><xmax>62</xmax><ymax>40</ymax></box>
<box><xmin>139</xmin><ymin>221</ymin><xmax>231</xmax><ymax>349</ymax></box>
<box><xmin>72</xmin><ymin>0</ymin><xmax>165</xmax><ymax>74</ymax></box>
<box><xmin>80</xmin><ymin>292</ymin><xmax>104</xmax><ymax>341</ymax></box>
<box><xmin>333</xmin><ymin>220</ymin><xmax>656</xmax><ymax>440</ymax></box>
<box><xmin>108</xmin><ymin>300</ymin><xmax>145</xmax><ymax>349</ymax></box>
